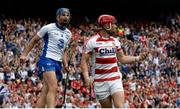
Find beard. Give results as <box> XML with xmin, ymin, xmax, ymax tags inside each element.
<box><xmin>61</xmin><ymin>22</ymin><xmax>68</xmax><ymax>26</ymax></box>
<box><xmin>61</xmin><ymin>19</ymin><xmax>69</xmax><ymax>26</ymax></box>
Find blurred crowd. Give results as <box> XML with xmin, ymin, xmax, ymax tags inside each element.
<box><xmin>0</xmin><ymin>13</ymin><xmax>179</xmax><ymax>108</ymax></box>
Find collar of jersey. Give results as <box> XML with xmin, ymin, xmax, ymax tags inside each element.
<box><xmin>55</xmin><ymin>22</ymin><xmax>66</xmax><ymax>31</ymax></box>
<box><xmin>98</xmin><ymin>33</ymin><xmax>111</xmax><ymax>40</ymax></box>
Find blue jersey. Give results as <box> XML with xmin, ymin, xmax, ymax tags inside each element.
<box><xmin>37</xmin><ymin>23</ymin><xmax>72</xmax><ymax>62</ymax></box>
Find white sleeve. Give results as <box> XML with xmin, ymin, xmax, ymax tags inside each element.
<box><xmin>37</xmin><ymin>25</ymin><xmax>48</xmax><ymax>38</ymax></box>
<box><xmin>115</xmin><ymin>38</ymin><xmax>122</xmax><ymax>52</ymax></box>
<box><xmin>83</xmin><ymin>39</ymin><xmax>93</xmax><ymax>54</ymax></box>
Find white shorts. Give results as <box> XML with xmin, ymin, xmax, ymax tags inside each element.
<box><xmin>94</xmin><ymin>78</ymin><xmax>124</xmax><ymax>100</ymax></box>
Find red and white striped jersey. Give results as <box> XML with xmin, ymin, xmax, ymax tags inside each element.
<box><xmin>83</xmin><ymin>34</ymin><xmax>122</xmax><ymax>82</ymax></box>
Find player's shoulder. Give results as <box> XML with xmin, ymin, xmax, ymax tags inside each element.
<box><xmin>41</xmin><ymin>23</ymin><xmax>55</xmax><ymax>29</ymax></box>
<box><xmin>111</xmin><ymin>36</ymin><xmax>118</xmax><ymax>40</ymax></box>
<box><xmin>83</xmin><ymin>34</ymin><xmax>99</xmax><ymax>46</ymax></box>
<box><xmin>88</xmin><ymin>34</ymin><xmax>100</xmax><ymax>42</ymax></box>
<box><xmin>111</xmin><ymin>36</ymin><xmax>120</xmax><ymax>42</ymax></box>
<box><xmin>47</xmin><ymin>23</ymin><xmax>56</xmax><ymax>27</ymax></box>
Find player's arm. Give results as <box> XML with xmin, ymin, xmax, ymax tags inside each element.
<box><xmin>21</xmin><ymin>35</ymin><xmax>41</xmax><ymax>57</ymax></box>
<box><xmin>20</xmin><ymin>25</ymin><xmax>47</xmax><ymax>63</ymax></box>
<box><xmin>115</xmin><ymin>38</ymin><xmax>148</xmax><ymax>64</ymax></box>
<box><xmin>63</xmin><ymin>48</ymin><xmax>69</xmax><ymax>71</ymax></box>
<box><xmin>81</xmin><ymin>39</ymin><xmax>93</xmax><ymax>87</ymax></box>
<box><xmin>63</xmin><ymin>33</ymin><xmax>73</xmax><ymax>72</ymax></box>
<box><xmin>117</xmin><ymin>50</ymin><xmax>149</xmax><ymax>64</ymax></box>
<box><xmin>116</xmin><ymin>50</ymin><xmax>140</xmax><ymax>64</ymax></box>
<box><xmin>81</xmin><ymin>52</ymin><xmax>91</xmax><ymax>80</ymax></box>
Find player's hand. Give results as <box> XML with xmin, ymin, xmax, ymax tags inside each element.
<box><xmin>64</xmin><ymin>66</ymin><xmax>70</xmax><ymax>73</ymax></box>
<box><xmin>85</xmin><ymin>77</ymin><xmax>91</xmax><ymax>89</ymax></box>
<box><xmin>139</xmin><ymin>51</ymin><xmax>149</xmax><ymax>61</ymax></box>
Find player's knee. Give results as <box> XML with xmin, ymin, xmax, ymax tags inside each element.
<box><xmin>115</xmin><ymin>103</ymin><xmax>124</xmax><ymax>108</ymax></box>
<box><xmin>48</xmin><ymin>84</ymin><xmax>58</xmax><ymax>92</ymax></box>
<box><xmin>42</xmin><ymin>87</ymin><xmax>48</xmax><ymax>94</ymax></box>
<box><xmin>114</xmin><ymin>100</ymin><xmax>124</xmax><ymax>108</ymax></box>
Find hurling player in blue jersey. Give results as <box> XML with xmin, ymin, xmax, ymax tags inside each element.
<box><xmin>20</xmin><ymin>8</ymin><xmax>72</xmax><ymax>108</ymax></box>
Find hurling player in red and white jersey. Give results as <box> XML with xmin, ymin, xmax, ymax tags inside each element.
<box><xmin>81</xmin><ymin>14</ymin><xmax>148</xmax><ymax>108</ymax></box>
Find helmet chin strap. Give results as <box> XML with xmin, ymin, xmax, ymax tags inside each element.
<box><xmin>105</xmin><ymin>23</ymin><xmax>112</xmax><ymax>31</ymax></box>
<box><xmin>102</xmin><ymin>23</ymin><xmax>114</xmax><ymax>36</ymax></box>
